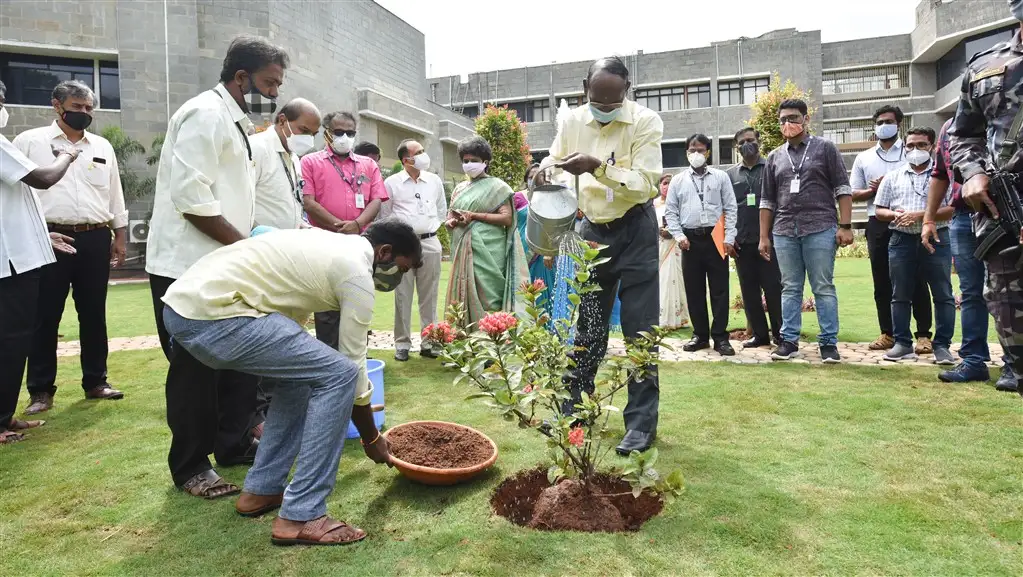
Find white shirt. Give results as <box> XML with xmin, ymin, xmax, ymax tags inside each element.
<box><xmin>850</xmin><ymin>139</ymin><xmax>905</xmax><ymax>217</ymax></box>
<box><xmin>146</xmin><ymin>84</ymin><xmax>256</xmax><ymax>279</ymax></box>
<box><xmin>161</xmin><ymin>229</ymin><xmax>375</xmax><ymax>405</ymax></box>
<box><xmin>251</xmin><ymin>127</ymin><xmax>304</xmax><ymax>230</ymax></box>
<box><xmin>0</xmin><ymin>134</ymin><xmax>54</xmax><ymax>278</ymax></box>
<box><xmin>664</xmin><ymin>167</ymin><xmax>738</xmax><ymax>245</ymax></box>
<box><xmin>381</xmin><ymin>168</ymin><xmax>446</xmax><ymax>253</ymax></box>
<box><xmin>12</xmin><ymin>121</ymin><xmax>127</xmax><ymax>228</ymax></box>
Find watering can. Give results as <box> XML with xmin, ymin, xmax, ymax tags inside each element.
<box><xmin>525</xmin><ymin>175</ymin><xmax>579</xmax><ymax>257</ymax></box>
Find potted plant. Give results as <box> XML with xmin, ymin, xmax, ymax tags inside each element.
<box><xmin>429</xmin><ymin>243</ymin><xmax>684</xmax><ymax>532</ymax></box>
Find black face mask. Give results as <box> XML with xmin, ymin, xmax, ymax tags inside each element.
<box><xmin>739</xmin><ymin>141</ymin><xmax>759</xmax><ymax>160</ymax></box>
<box><xmin>61</xmin><ymin>109</ymin><xmax>93</xmax><ymax>131</ymax></box>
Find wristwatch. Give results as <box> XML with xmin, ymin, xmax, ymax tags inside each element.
<box><xmin>839</xmin><ymin>224</ymin><xmax>852</xmax><ymax>230</ymax></box>
<box><xmin>593</xmin><ymin>162</ymin><xmax>607</xmax><ymax>179</ymax></box>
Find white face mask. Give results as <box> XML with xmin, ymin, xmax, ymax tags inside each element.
<box><xmin>331</xmin><ymin>133</ymin><xmax>354</xmax><ymax>155</ymax></box>
<box><xmin>875</xmin><ymin>123</ymin><xmax>899</xmax><ymax>141</ymax></box>
<box><xmin>463</xmin><ymin>161</ymin><xmax>486</xmax><ymax>178</ymax></box>
<box><xmin>0</xmin><ymin>106</ymin><xmax>8</xmax><ymax>129</ymax></box>
<box><xmin>412</xmin><ymin>152</ymin><xmax>431</xmax><ymax>171</ymax></box>
<box><xmin>906</xmin><ymin>149</ymin><xmax>931</xmax><ymax>166</ymax></box>
<box><xmin>284</xmin><ymin>121</ymin><xmax>315</xmax><ymax>156</ymax></box>
<box><xmin>687</xmin><ymin>152</ymin><xmax>707</xmax><ymax>169</ymax></box>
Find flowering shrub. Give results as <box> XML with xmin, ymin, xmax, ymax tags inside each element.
<box><xmin>422</xmin><ymin>322</ymin><xmax>457</xmax><ymax>345</ymax></box>
<box><xmin>440</xmin><ymin>242</ymin><xmax>684</xmax><ymax>500</ymax></box>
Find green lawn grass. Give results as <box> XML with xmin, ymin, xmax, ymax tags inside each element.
<box><xmin>64</xmin><ymin>259</ymin><xmax>999</xmax><ymax>344</ymax></box>
<box><xmin>1</xmin><ymin>351</ymin><xmax>1020</xmax><ymax>576</ymax></box>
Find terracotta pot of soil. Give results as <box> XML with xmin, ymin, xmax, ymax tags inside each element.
<box><xmin>384</xmin><ymin>420</ymin><xmax>498</xmax><ymax>486</ymax></box>
<box><xmin>491</xmin><ymin>467</ymin><xmax>664</xmax><ymax>533</ymax></box>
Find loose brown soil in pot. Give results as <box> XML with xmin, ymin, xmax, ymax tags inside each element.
<box><xmin>387</xmin><ymin>422</ymin><xmax>493</xmax><ymax>469</ymax></box>
<box><xmin>491</xmin><ymin>467</ymin><xmax>664</xmax><ymax>533</ymax></box>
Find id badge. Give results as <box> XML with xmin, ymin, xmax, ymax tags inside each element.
<box><xmin>789</xmin><ymin>178</ymin><xmax>800</xmax><ymax>194</ymax></box>
<box><xmin>605</xmin><ymin>186</ymin><xmax>614</xmax><ymax>203</ymax></box>
<box><xmin>355</xmin><ymin>193</ymin><xmax>366</xmax><ymax>209</ymax></box>
<box><xmin>746</xmin><ymin>193</ymin><xmax>756</xmax><ymax>207</ymax></box>
<box><xmin>700</xmin><ymin>211</ymin><xmax>709</xmax><ymax>226</ymax></box>
<box><xmin>417</xmin><ymin>201</ymin><xmax>427</xmax><ymax>215</ymax></box>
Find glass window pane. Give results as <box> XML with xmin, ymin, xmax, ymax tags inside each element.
<box><xmin>1</xmin><ymin>53</ymin><xmax>98</xmax><ymax>107</ymax></box>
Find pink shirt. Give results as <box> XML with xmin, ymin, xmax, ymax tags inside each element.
<box><xmin>300</xmin><ymin>149</ymin><xmax>387</xmax><ymax>228</ymax></box>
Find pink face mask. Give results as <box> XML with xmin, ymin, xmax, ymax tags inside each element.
<box><xmin>781</xmin><ymin>122</ymin><xmax>805</xmax><ymax>139</ymax></box>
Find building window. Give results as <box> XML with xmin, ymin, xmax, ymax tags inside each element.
<box><xmin>459</xmin><ymin>105</ymin><xmax>479</xmax><ymax>119</ymax></box>
<box><xmin>718</xmin><ymin>81</ymin><xmax>741</xmax><ymax>107</ymax></box>
<box><xmin>564</xmin><ymin>96</ymin><xmax>582</xmax><ymax>108</ymax></box>
<box><xmin>937</xmin><ymin>24</ymin><xmax>1017</xmax><ymax>88</ymax></box>
<box><xmin>662</xmin><ymin>142</ymin><xmax>689</xmax><ymax>168</ymax></box>
<box><xmin>822</xmin><ymin>119</ymin><xmax>876</xmax><ymax>145</ymax></box>
<box><xmin>0</xmin><ymin>53</ymin><xmax>120</xmax><ymax>109</ymax></box>
<box><xmin>530</xmin><ymin>99</ymin><xmax>550</xmax><ymax>123</ymax></box>
<box><xmin>636</xmin><ymin>84</ymin><xmax>711</xmax><ymax>112</ymax></box>
<box><xmin>742</xmin><ymin>77</ymin><xmax>769</xmax><ymax>104</ymax></box>
<box><xmin>718</xmin><ymin>138</ymin><xmax>734</xmax><ymax>165</ymax></box>
<box><xmin>686</xmin><ymin>84</ymin><xmax>711</xmax><ymax>109</ymax></box>
<box><xmin>531</xmin><ymin>150</ymin><xmax>549</xmax><ymax>165</ymax></box>
<box><xmin>430</xmin><ymin>83</ymin><xmax>438</xmax><ymax>102</ymax></box>
<box><xmin>822</xmin><ymin>65</ymin><xmax>909</xmax><ymax>98</ymax></box>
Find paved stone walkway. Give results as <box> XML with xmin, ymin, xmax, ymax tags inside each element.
<box><xmin>59</xmin><ymin>332</ymin><xmax>1005</xmax><ymax>368</ymax></box>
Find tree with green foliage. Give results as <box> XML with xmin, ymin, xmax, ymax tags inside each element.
<box><xmin>100</xmin><ymin>126</ymin><xmax>164</xmax><ymax>202</ymax></box>
<box><xmin>745</xmin><ymin>73</ymin><xmax>817</xmax><ymax>156</ymax></box>
<box><xmin>474</xmin><ymin>105</ymin><xmax>531</xmax><ymax>190</ymax></box>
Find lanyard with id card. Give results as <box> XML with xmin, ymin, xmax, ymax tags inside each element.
<box><xmin>327</xmin><ymin>156</ymin><xmax>366</xmax><ymax>208</ymax></box>
<box><xmin>786</xmin><ymin>137</ymin><xmax>811</xmax><ymax>195</ymax></box>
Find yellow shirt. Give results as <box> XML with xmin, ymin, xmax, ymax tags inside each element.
<box><xmin>161</xmin><ymin>229</ymin><xmax>375</xmax><ymax>405</ymax></box>
<box><xmin>540</xmin><ymin>99</ymin><xmax>663</xmax><ymax>223</ymax></box>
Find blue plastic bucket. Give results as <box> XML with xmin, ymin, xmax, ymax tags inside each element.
<box><xmin>346</xmin><ymin>359</ymin><xmax>385</xmax><ymax>439</ymax></box>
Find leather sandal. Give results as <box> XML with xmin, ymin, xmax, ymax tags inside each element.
<box><xmin>0</xmin><ymin>430</ymin><xmax>26</xmax><ymax>445</ymax></box>
<box><xmin>235</xmin><ymin>492</ymin><xmax>283</xmax><ymax>517</ymax></box>
<box><xmin>8</xmin><ymin>419</ymin><xmax>45</xmax><ymax>431</ymax></box>
<box><xmin>179</xmin><ymin>469</ymin><xmax>240</xmax><ymax>499</ymax></box>
<box><xmin>271</xmin><ymin>515</ymin><xmax>367</xmax><ymax>546</ymax></box>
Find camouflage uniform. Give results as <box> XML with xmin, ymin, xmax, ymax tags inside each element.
<box><xmin>947</xmin><ymin>28</ymin><xmax>1023</xmax><ymax>383</ymax></box>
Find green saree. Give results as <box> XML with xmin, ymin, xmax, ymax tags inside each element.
<box><xmin>445</xmin><ymin>176</ymin><xmax>528</xmax><ymax>325</ymax></box>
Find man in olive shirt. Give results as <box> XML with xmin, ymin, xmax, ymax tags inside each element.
<box><xmin>726</xmin><ymin>128</ymin><xmax>781</xmax><ymax>348</ymax></box>
<box><xmin>537</xmin><ymin>56</ymin><xmax>664</xmax><ymax>454</ymax></box>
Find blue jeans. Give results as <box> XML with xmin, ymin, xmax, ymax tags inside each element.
<box><xmin>888</xmin><ymin>229</ymin><xmax>956</xmax><ymax>349</ymax></box>
<box><xmin>949</xmin><ymin>210</ymin><xmax>991</xmax><ymax>368</ymax></box>
<box><xmin>774</xmin><ymin>226</ymin><xmax>839</xmax><ymax>346</ymax></box>
<box><xmin>164</xmin><ymin>307</ymin><xmax>359</xmax><ymax>522</ymax></box>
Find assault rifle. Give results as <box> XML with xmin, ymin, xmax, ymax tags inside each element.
<box><xmin>974</xmin><ymin>168</ymin><xmax>1023</xmax><ymax>267</ymax></box>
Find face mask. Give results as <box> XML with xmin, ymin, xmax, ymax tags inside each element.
<box><xmin>412</xmin><ymin>152</ymin><xmax>431</xmax><ymax>171</ymax></box>
<box><xmin>331</xmin><ymin>134</ymin><xmax>354</xmax><ymax>155</ymax></box>
<box><xmin>875</xmin><ymin>123</ymin><xmax>899</xmax><ymax>141</ymax></box>
<box><xmin>284</xmin><ymin>122</ymin><xmax>315</xmax><ymax>156</ymax></box>
<box><xmin>1011</xmin><ymin>0</ymin><xmax>1023</xmax><ymax>21</ymax></box>
<box><xmin>372</xmin><ymin>261</ymin><xmax>404</xmax><ymax>292</ymax></box>
<box><xmin>463</xmin><ymin>161</ymin><xmax>486</xmax><ymax>178</ymax></box>
<box><xmin>687</xmin><ymin>152</ymin><xmax>707</xmax><ymax>169</ymax></box>
<box><xmin>906</xmin><ymin>149</ymin><xmax>932</xmax><ymax>166</ymax></box>
<box><xmin>242</xmin><ymin>76</ymin><xmax>277</xmax><ymax>115</ymax></box>
<box><xmin>0</xmin><ymin>107</ymin><xmax>8</xmax><ymax>129</ymax></box>
<box><xmin>780</xmin><ymin>122</ymin><xmax>805</xmax><ymax>139</ymax></box>
<box><xmin>739</xmin><ymin>141</ymin><xmax>759</xmax><ymax>159</ymax></box>
<box><xmin>589</xmin><ymin>104</ymin><xmax>621</xmax><ymax>124</ymax></box>
<box><xmin>61</xmin><ymin>109</ymin><xmax>93</xmax><ymax>131</ymax></box>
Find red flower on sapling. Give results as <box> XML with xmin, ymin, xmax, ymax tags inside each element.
<box><xmin>477</xmin><ymin>312</ymin><xmax>518</xmax><ymax>338</ymax></box>
<box><xmin>568</xmin><ymin>427</ymin><xmax>585</xmax><ymax>447</ymax></box>
<box><xmin>421</xmin><ymin>322</ymin><xmax>456</xmax><ymax>344</ymax></box>
<box><xmin>522</xmin><ymin>384</ymin><xmax>534</xmax><ymax>394</ymax></box>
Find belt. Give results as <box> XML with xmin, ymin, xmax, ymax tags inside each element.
<box><xmin>587</xmin><ymin>200</ymin><xmax>652</xmax><ymax>231</ymax></box>
<box><xmin>419</xmin><ymin>232</ymin><xmax>437</xmax><ymax>240</ymax></box>
<box><xmin>682</xmin><ymin>226</ymin><xmax>715</xmax><ymax>237</ymax></box>
<box><xmin>47</xmin><ymin>223</ymin><xmax>109</xmax><ymax>233</ymax></box>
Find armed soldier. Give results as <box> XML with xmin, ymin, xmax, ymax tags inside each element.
<box><xmin>946</xmin><ymin>0</ymin><xmax>1023</xmax><ymax>395</ymax></box>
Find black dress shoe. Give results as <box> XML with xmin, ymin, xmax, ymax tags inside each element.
<box><xmin>715</xmin><ymin>341</ymin><xmax>736</xmax><ymax>356</ymax></box>
<box><xmin>217</xmin><ymin>438</ymin><xmax>260</xmax><ymax>467</ymax></box>
<box><xmin>682</xmin><ymin>337</ymin><xmax>710</xmax><ymax>352</ymax></box>
<box><xmin>615</xmin><ymin>430</ymin><xmax>655</xmax><ymax>455</ymax></box>
<box><xmin>742</xmin><ymin>336</ymin><xmax>771</xmax><ymax>348</ymax></box>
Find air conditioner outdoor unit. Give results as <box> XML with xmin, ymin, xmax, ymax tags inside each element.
<box><xmin>129</xmin><ymin>220</ymin><xmax>150</xmax><ymax>244</ymax></box>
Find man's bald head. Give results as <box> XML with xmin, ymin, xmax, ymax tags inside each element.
<box><xmin>276</xmin><ymin>97</ymin><xmax>320</xmax><ymax>138</ymax></box>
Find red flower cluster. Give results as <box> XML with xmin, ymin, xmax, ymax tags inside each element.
<box><xmin>421</xmin><ymin>322</ymin><xmax>456</xmax><ymax>344</ymax></box>
<box><xmin>568</xmin><ymin>427</ymin><xmax>585</xmax><ymax>447</ymax></box>
<box><xmin>522</xmin><ymin>384</ymin><xmax>534</xmax><ymax>394</ymax></box>
<box><xmin>477</xmin><ymin>312</ymin><xmax>518</xmax><ymax>338</ymax></box>
<box><xmin>519</xmin><ymin>278</ymin><xmax>547</xmax><ymax>294</ymax></box>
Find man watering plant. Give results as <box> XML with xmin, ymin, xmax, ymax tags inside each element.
<box><xmin>160</xmin><ymin>219</ymin><xmax>421</xmax><ymax>545</ymax></box>
<box><xmin>535</xmin><ymin>56</ymin><xmax>664</xmax><ymax>455</ymax></box>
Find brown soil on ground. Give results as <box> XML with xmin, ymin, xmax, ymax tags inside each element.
<box><xmin>387</xmin><ymin>422</ymin><xmax>492</xmax><ymax>469</ymax></box>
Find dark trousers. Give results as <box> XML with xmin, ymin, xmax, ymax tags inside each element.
<box><xmin>314</xmin><ymin>311</ymin><xmax>340</xmax><ymax>350</ymax></box>
<box><xmin>1</xmin><ymin>266</ymin><xmax>41</xmax><ymax>429</ymax></box>
<box><xmin>866</xmin><ymin>217</ymin><xmax>932</xmax><ymax>338</ymax></box>
<box><xmin>567</xmin><ymin>202</ymin><xmax>660</xmax><ymax>433</ymax></box>
<box><xmin>681</xmin><ymin>231</ymin><xmax>730</xmax><ymax>343</ymax></box>
<box><xmin>985</xmin><ymin>249</ymin><xmax>1023</xmax><ymax>378</ymax></box>
<box><xmin>735</xmin><ymin>242</ymin><xmax>783</xmax><ymax>342</ymax></box>
<box><xmin>27</xmin><ymin>227</ymin><xmax>110</xmax><ymax>394</ymax></box>
<box><xmin>151</xmin><ymin>277</ymin><xmax>266</xmax><ymax>485</ymax></box>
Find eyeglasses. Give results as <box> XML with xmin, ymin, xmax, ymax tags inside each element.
<box><xmin>331</xmin><ymin>129</ymin><xmax>357</xmax><ymax>138</ymax></box>
<box><xmin>779</xmin><ymin>117</ymin><xmax>804</xmax><ymax>125</ymax></box>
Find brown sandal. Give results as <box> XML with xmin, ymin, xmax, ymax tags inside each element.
<box><xmin>271</xmin><ymin>516</ymin><xmax>367</xmax><ymax>546</ymax></box>
<box><xmin>180</xmin><ymin>470</ymin><xmax>240</xmax><ymax>499</ymax></box>
<box><xmin>0</xmin><ymin>430</ymin><xmax>26</xmax><ymax>445</ymax></box>
<box><xmin>8</xmin><ymin>419</ymin><xmax>45</xmax><ymax>431</ymax></box>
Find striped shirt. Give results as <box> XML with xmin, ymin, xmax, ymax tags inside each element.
<box><xmin>875</xmin><ymin>160</ymin><xmax>951</xmax><ymax>234</ymax></box>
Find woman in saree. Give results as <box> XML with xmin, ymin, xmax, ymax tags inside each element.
<box><xmin>655</xmin><ymin>173</ymin><xmax>690</xmax><ymax>329</ymax></box>
<box><xmin>445</xmin><ymin>136</ymin><xmax>528</xmax><ymax>325</ymax></box>
<box><xmin>514</xmin><ymin>164</ymin><xmax>556</xmax><ymax>315</ymax></box>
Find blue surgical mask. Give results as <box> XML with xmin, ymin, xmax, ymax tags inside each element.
<box><xmin>875</xmin><ymin>123</ymin><xmax>899</xmax><ymax>141</ymax></box>
<box><xmin>589</xmin><ymin>104</ymin><xmax>620</xmax><ymax>124</ymax></box>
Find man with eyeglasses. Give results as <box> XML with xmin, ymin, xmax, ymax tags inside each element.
<box><xmin>381</xmin><ymin>139</ymin><xmax>447</xmax><ymax>362</ymax></box>
<box><xmin>534</xmin><ymin>56</ymin><xmax>664</xmax><ymax>455</ymax></box>
<box><xmin>851</xmin><ymin>105</ymin><xmax>933</xmax><ymax>355</ymax></box>
<box><xmin>300</xmin><ymin>111</ymin><xmax>388</xmax><ymax>350</ymax></box>
<box><xmin>874</xmin><ymin>127</ymin><xmax>956</xmax><ymax>365</ymax></box>
<box><xmin>760</xmin><ymin>98</ymin><xmax>854</xmax><ymax>363</ymax></box>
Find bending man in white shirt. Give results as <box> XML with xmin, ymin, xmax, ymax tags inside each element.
<box><xmin>161</xmin><ymin>220</ymin><xmax>421</xmax><ymax>545</ymax></box>
<box><xmin>381</xmin><ymin>139</ymin><xmax>447</xmax><ymax>361</ymax></box>
<box><xmin>252</xmin><ymin>98</ymin><xmax>320</xmax><ymax>230</ymax></box>
<box><xmin>14</xmin><ymin>79</ymin><xmax>129</xmax><ymax>413</ymax></box>
<box><xmin>0</xmin><ymin>82</ymin><xmax>80</xmax><ymax>445</ymax></box>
